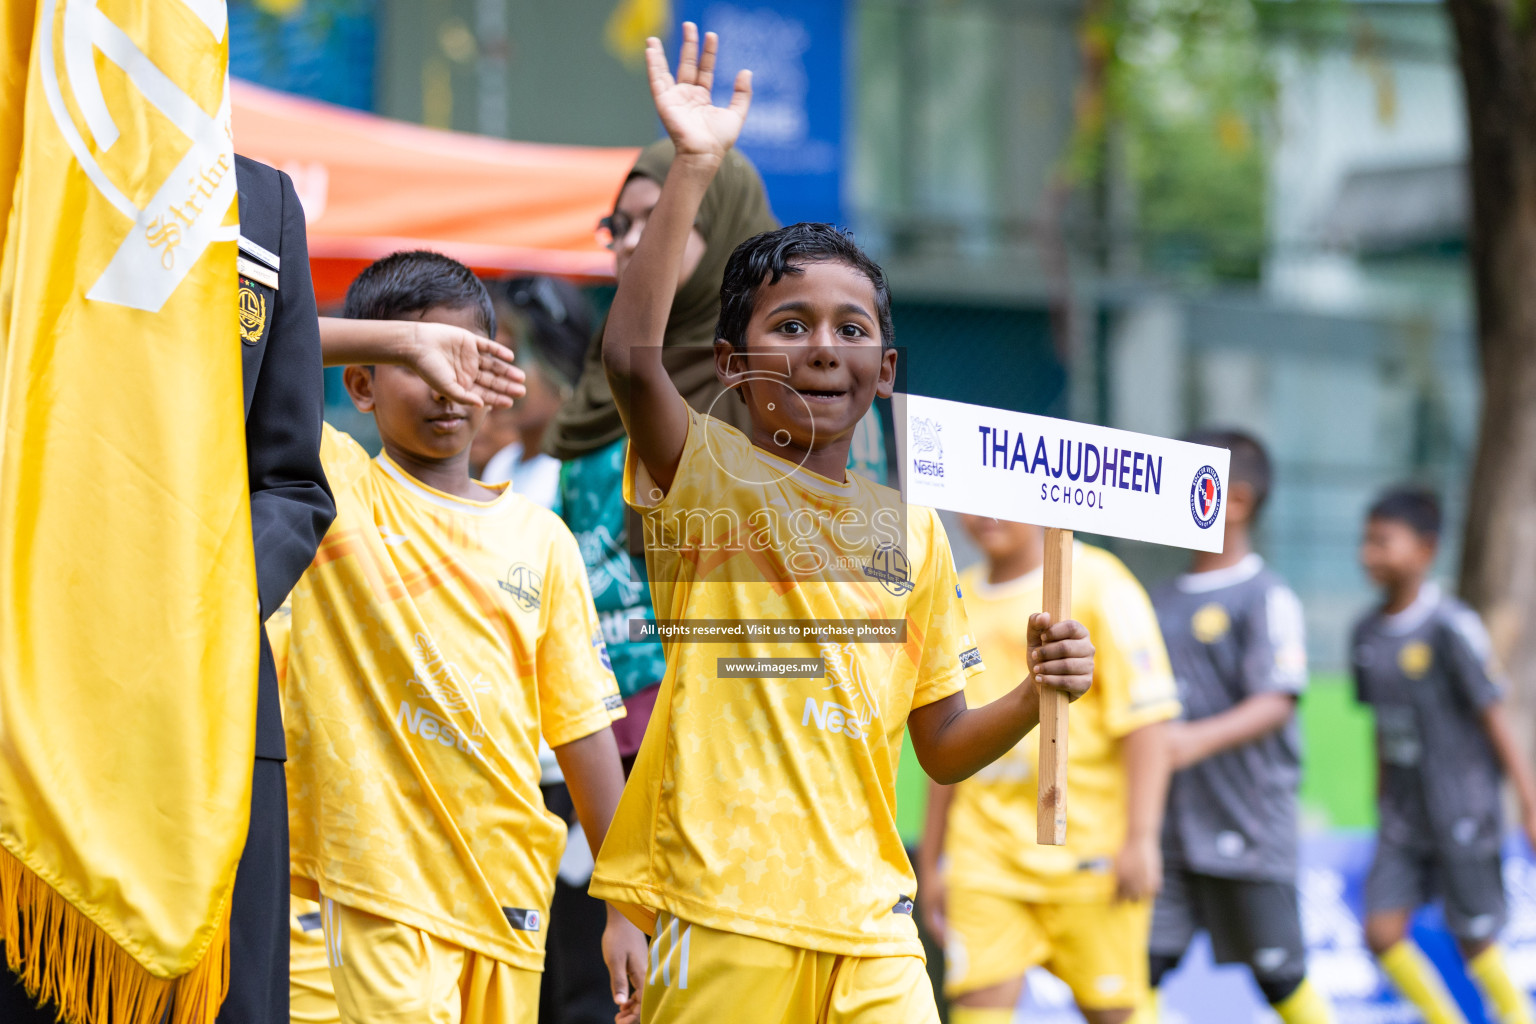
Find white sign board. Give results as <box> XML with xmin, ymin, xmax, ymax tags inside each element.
<box><xmin>896</xmin><ymin>394</ymin><xmax>1231</xmax><ymax>553</ymax></box>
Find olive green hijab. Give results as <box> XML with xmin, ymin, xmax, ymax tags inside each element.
<box><xmin>544</xmin><ymin>140</ymin><xmax>779</xmax><ymax>459</ymax></box>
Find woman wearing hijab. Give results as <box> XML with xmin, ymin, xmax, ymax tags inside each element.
<box><xmin>539</xmin><ymin>140</ymin><xmax>885</xmax><ymax>1024</ymax></box>
<box><xmin>547</xmin><ymin>139</ymin><xmax>775</xmax><ymax>754</ymax></box>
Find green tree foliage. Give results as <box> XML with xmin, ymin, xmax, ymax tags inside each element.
<box><xmin>1115</xmin><ymin>0</ymin><xmax>1273</xmax><ymax>280</ymax></box>
<box><xmin>1064</xmin><ymin>0</ymin><xmax>1321</xmax><ymax>282</ymax></box>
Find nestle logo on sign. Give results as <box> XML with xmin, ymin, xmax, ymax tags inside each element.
<box><xmin>912</xmin><ymin>416</ymin><xmax>944</xmax><ymax>478</ymax></box>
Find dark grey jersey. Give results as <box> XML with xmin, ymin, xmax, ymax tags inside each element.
<box><xmin>1352</xmin><ymin>585</ymin><xmax>1505</xmax><ymax>860</ymax></box>
<box><xmin>1154</xmin><ymin>555</ymin><xmax>1308</xmax><ymax>882</ymax></box>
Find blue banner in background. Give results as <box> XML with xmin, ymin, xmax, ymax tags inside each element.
<box><xmin>676</xmin><ymin>0</ymin><xmax>845</xmax><ymax>227</ymax></box>
<box><xmin>229</xmin><ymin>0</ymin><xmax>377</xmax><ymax>112</ymax></box>
<box><xmin>1012</xmin><ymin>833</ymin><xmax>1536</xmax><ymax>1022</ymax></box>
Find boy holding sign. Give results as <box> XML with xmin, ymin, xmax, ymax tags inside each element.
<box><xmin>590</xmin><ymin>26</ymin><xmax>1096</xmax><ymax>1024</ymax></box>
<box><xmin>917</xmin><ymin>516</ymin><xmax>1179</xmax><ymax>1024</ymax></box>
<box><xmin>893</xmin><ymin>210</ymin><xmax>1237</xmax><ymax>1024</ymax></box>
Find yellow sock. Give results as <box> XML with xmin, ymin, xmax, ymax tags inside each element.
<box><xmin>1130</xmin><ymin>990</ymin><xmax>1159</xmax><ymax>1024</ymax></box>
<box><xmin>1378</xmin><ymin>941</ymin><xmax>1468</xmax><ymax>1024</ymax></box>
<box><xmin>1273</xmin><ymin>978</ymin><xmax>1336</xmax><ymax>1024</ymax></box>
<box><xmin>1468</xmin><ymin>945</ymin><xmax>1535</xmax><ymax>1024</ymax></box>
<box><xmin>948</xmin><ymin>1008</ymin><xmax>1014</xmax><ymax>1024</ymax></box>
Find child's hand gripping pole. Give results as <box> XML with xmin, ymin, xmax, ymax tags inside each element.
<box><xmin>1037</xmin><ymin>527</ymin><xmax>1072</xmax><ymax>846</ymax></box>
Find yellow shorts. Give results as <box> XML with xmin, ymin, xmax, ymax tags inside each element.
<box><xmin>320</xmin><ymin>896</ymin><xmax>541</xmax><ymax>1024</ymax></box>
<box><xmin>943</xmin><ymin>888</ymin><xmax>1150</xmax><ymax>1010</ymax></box>
<box><xmin>642</xmin><ymin>911</ymin><xmax>938</xmax><ymax>1024</ymax></box>
<box><xmin>291</xmin><ymin>896</ymin><xmax>340</xmax><ymax>1024</ymax></box>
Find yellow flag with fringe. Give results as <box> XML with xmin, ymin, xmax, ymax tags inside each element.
<box><xmin>0</xmin><ymin>3</ymin><xmax>256</xmax><ymax>1023</ymax></box>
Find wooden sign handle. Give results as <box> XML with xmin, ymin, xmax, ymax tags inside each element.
<box><xmin>1037</xmin><ymin>527</ymin><xmax>1073</xmax><ymax>846</ymax></box>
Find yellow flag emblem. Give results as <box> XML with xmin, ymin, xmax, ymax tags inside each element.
<box><xmin>0</xmin><ymin>4</ymin><xmax>256</xmax><ymax>1023</ymax></box>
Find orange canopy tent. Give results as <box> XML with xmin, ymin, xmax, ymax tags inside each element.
<box><xmin>230</xmin><ymin>80</ymin><xmax>641</xmax><ymax>305</ymax></box>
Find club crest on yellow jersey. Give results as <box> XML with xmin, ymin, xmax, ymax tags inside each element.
<box><xmin>863</xmin><ymin>543</ymin><xmax>914</xmax><ymax>596</ymax></box>
<box><xmin>499</xmin><ymin>563</ymin><xmax>543</xmax><ymax>612</ymax></box>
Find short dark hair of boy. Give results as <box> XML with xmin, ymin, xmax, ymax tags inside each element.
<box><xmin>1368</xmin><ymin>485</ymin><xmax>1442</xmax><ymax>539</ymax></box>
<box><xmin>1187</xmin><ymin>428</ymin><xmax>1272</xmax><ymax>515</ymax></box>
<box><xmin>716</xmin><ymin>223</ymin><xmax>895</xmax><ymax>351</ymax></box>
<box><xmin>343</xmin><ymin>250</ymin><xmax>496</xmax><ymax>339</ymax></box>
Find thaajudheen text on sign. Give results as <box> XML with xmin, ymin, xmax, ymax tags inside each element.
<box><xmin>897</xmin><ymin>394</ymin><xmax>1231</xmax><ymax>552</ymax></box>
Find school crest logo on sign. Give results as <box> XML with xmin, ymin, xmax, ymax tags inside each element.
<box><xmin>1189</xmin><ymin>465</ymin><xmax>1222</xmax><ymax>529</ymax></box>
<box><xmin>238</xmin><ymin>283</ymin><xmax>266</xmax><ymax>345</ymax></box>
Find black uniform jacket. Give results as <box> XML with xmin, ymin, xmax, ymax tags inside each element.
<box><xmin>235</xmin><ymin>154</ymin><xmax>335</xmax><ymax>760</ymax></box>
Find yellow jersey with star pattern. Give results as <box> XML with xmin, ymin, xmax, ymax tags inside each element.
<box><xmin>284</xmin><ymin>425</ymin><xmax>622</xmax><ymax>970</ymax></box>
<box><xmin>590</xmin><ymin>407</ymin><xmax>982</xmax><ymax>958</ymax></box>
<box><xmin>944</xmin><ymin>546</ymin><xmax>1180</xmax><ymax>904</ymax></box>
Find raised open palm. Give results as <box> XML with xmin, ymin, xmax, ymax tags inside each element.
<box><xmin>645</xmin><ymin>23</ymin><xmax>752</xmax><ymax>161</ymax></box>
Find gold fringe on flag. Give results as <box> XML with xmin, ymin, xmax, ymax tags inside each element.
<box><xmin>0</xmin><ymin>4</ymin><xmax>256</xmax><ymax>1019</ymax></box>
<box><xmin>0</xmin><ymin>848</ymin><xmax>230</xmax><ymax>1024</ymax></box>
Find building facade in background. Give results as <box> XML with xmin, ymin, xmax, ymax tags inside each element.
<box><xmin>231</xmin><ymin>0</ymin><xmax>1480</xmax><ymax>674</ymax></box>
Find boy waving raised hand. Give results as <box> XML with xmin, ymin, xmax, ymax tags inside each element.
<box><xmin>593</xmin><ymin>25</ymin><xmax>1097</xmax><ymax>1024</ymax></box>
